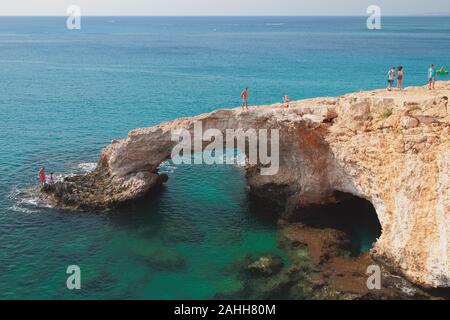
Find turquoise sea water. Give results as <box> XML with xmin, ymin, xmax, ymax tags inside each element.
<box><xmin>0</xmin><ymin>17</ymin><xmax>449</xmax><ymax>299</ymax></box>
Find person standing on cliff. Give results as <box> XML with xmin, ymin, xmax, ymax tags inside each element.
<box><xmin>38</xmin><ymin>167</ymin><xmax>46</xmax><ymax>186</ymax></box>
<box><xmin>387</xmin><ymin>67</ymin><xmax>396</xmax><ymax>91</ymax></box>
<box><xmin>241</xmin><ymin>87</ymin><xmax>249</xmax><ymax>111</ymax></box>
<box><xmin>283</xmin><ymin>95</ymin><xmax>290</xmax><ymax>108</ymax></box>
<box><xmin>397</xmin><ymin>66</ymin><xmax>404</xmax><ymax>90</ymax></box>
<box><xmin>47</xmin><ymin>172</ymin><xmax>55</xmax><ymax>184</ymax></box>
<box><xmin>428</xmin><ymin>64</ymin><xmax>436</xmax><ymax>90</ymax></box>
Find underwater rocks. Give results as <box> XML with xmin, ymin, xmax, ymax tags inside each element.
<box><xmin>221</xmin><ymin>253</ymin><xmax>309</xmax><ymax>300</ymax></box>
<box><xmin>246</xmin><ymin>255</ymin><xmax>284</xmax><ymax>277</ymax></box>
<box><xmin>225</xmin><ymin>253</ymin><xmax>284</xmax><ymax>278</ymax></box>
<box><xmin>281</xmin><ymin>223</ymin><xmax>351</xmax><ymax>265</ymax></box>
<box><xmin>132</xmin><ymin>245</ymin><xmax>186</xmax><ymax>271</ymax></box>
<box><xmin>278</xmin><ymin>223</ymin><xmax>439</xmax><ymax>300</ymax></box>
<box><xmin>42</xmin><ymin>82</ymin><xmax>450</xmax><ymax>288</ymax></box>
<box><xmin>220</xmin><ymin>224</ymin><xmax>440</xmax><ymax>300</ymax></box>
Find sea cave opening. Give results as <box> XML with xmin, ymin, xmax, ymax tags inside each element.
<box><xmin>291</xmin><ymin>191</ymin><xmax>382</xmax><ymax>256</ymax></box>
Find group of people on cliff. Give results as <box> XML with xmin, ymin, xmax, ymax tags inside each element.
<box><xmin>387</xmin><ymin>64</ymin><xmax>446</xmax><ymax>91</ymax></box>
<box><xmin>241</xmin><ymin>64</ymin><xmax>445</xmax><ymax>112</ymax></box>
<box><xmin>387</xmin><ymin>66</ymin><xmax>404</xmax><ymax>91</ymax></box>
<box><xmin>38</xmin><ymin>167</ymin><xmax>56</xmax><ymax>186</ymax></box>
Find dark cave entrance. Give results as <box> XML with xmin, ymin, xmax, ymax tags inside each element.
<box><xmin>294</xmin><ymin>191</ymin><xmax>382</xmax><ymax>256</ymax></box>
<box><xmin>247</xmin><ymin>189</ymin><xmax>382</xmax><ymax>256</ymax></box>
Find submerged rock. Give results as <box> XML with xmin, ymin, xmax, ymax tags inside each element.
<box><xmin>132</xmin><ymin>246</ymin><xmax>186</xmax><ymax>271</ymax></box>
<box><xmin>224</xmin><ymin>253</ymin><xmax>308</xmax><ymax>299</ymax></box>
<box><xmin>246</xmin><ymin>255</ymin><xmax>284</xmax><ymax>276</ymax></box>
<box><xmin>279</xmin><ymin>223</ymin><xmax>443</xmax><ymax>300</ymax></box>
<box><xmin>281</xmin><ymin>223</ymin><xmax>351</xmax><ymax>265</ymax></box>
<box><xmin>226</xmin><ymin>253</ymin><xmax>284</xmax><ymax>277</ymax></box>
<box><xmin>219</xmin><ymin>222</ymin><xmax>446</xmax><ymax>299</ymax></box>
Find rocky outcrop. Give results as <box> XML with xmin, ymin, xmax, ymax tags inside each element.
<box><xmin>246</xmin><ymin>255</ymin><xmax>284</xmax><ymax>277</ymax></box>
<box><xmin>42</xmin><ymin>82</ymin><xmax>450</xmax><ymax>288</ymax></box>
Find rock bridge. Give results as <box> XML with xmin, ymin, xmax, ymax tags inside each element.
<box><xmin>43</xmin><ymin>83</ymin><xmax>450</xmax><ymax>288</ymax></box>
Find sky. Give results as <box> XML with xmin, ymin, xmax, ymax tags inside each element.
<box><xmin>0</xmin><ymin>0</ymin><xmax>449</xmax><ymax>16</ymax></box>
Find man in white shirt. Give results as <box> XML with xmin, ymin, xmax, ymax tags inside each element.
<box><xmin>387</xmin><ymin>67</ymin><xmax>396</xmax><ymax>91</ymax></box>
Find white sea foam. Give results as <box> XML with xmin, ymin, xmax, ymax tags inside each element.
<box><xmin>9</xmin><ymin>204</ymin><xmax>38</xmax><ymax>214</ymax></box>
<box><xmin>8</xmin><ymin>185</ymin><xmax>51</xmax><ymax>213</ymax></box>
<box><xmin>161</xmin><ymin>152</ymin><xmax>247</xmax><ymax>171</ymax></box>
<box><xmin>159</xmin><ymin>161</ymin><xmax>177</xmax><ymax>174</ymax></box>
<box><xmin>212</xmin><ymin>152</ymin><xmax>247</xmax><ymax>167</ymax></box>
<box><xmin>8</xmin><ymin>161</ymin><xmax>96</xmax><ymax>213</ymax></box>
<box><xmin>77</xmin><ymin>162</ymin><xmax>97</xmax><ymax>173</ymax></box>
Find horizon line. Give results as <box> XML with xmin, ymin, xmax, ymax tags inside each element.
<box><xmin>0</xmin><ymin>14</ymin><xmax>449</xmax><ymax>17</ymax></box>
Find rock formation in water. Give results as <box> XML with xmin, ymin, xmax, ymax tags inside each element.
<box><xmin>42</xmin><ymin>82</ymin><xmax>450</xmax><ymax>289</ymax></box>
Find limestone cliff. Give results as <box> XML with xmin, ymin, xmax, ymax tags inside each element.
<box><xmin>42</xmin><ymin>82</ymin><xmax>450</xmax><ymax>288</ymax></box>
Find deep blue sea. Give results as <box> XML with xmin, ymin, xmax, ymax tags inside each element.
<box><xmin>0</xmin><ymin>16</ymin><xmax>449</xmax><ymax>299</ymax></box>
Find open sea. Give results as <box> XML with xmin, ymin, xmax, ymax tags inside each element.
<box><xmin>0</xmin><ymin>16</ymin><xmax>449</xmax><ymax>299</ymax></box>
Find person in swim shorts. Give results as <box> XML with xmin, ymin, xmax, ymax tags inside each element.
<box><xmin>387</xmin><ymin>67</ymin><xmax>396</xmax><ymax>91</ymax></box>
<box><xmin>241</xmin><ymin>87</ymin><xmax>249</xmax><ymax>111</ymax></box>
<box><xmin>428</xmin><ymin>64</ymin><xmax>436</xmax><ymax>90</ymax></box>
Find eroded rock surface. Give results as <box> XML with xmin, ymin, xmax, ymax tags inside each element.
<box><xmin>42</xmin><ymin>82</ymin><xmax>450</xmax><ymax>288</ymax></box>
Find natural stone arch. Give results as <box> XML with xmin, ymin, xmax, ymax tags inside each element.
<box><xmin>94</xmin><ymin>107</ymin><xmax>341</xmax><ymax>211</ymax></box>
<box><xmin>43</xmin><ymin>84</ymin><xmax>450</xmax><ymax>288</ymax></box>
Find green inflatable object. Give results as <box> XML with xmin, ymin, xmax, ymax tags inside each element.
<box><xmin>437</xmin><ymin>66</ymin><xmax>449</xmax><ymax>75</ymax></box>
